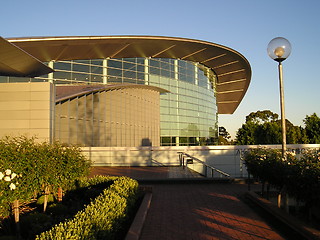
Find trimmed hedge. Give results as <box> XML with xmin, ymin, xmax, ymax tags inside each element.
<box><xmin>35</xmin><ymin>176</ymin><xmax>139</xmax><ymax>240</ymax></box>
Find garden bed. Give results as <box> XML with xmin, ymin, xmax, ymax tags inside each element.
<box><xmin>0</xmin><ymin>176</ymin><xmax>140</xmax><ymax>240</ymax></box>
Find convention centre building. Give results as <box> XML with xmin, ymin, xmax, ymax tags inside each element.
<box><xmin>0</xmin><ymin>36</ymin><xmax>251</xmax><ymax>147</ymax></box>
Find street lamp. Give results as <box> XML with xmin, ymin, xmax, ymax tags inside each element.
<box><xmin>267</xmin><ymin>37</ymin><xmax>292</xmax><ymax>160</ymax></box>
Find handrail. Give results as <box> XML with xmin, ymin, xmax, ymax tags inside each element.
<box><xmin>178</xmin><ymin>152</ymin><xmax>231</xmax><ymax>178</ymax></box>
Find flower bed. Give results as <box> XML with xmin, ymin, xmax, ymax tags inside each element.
<box><xmin>0</xmin><ymin>136</ymin><xmax>140</xmax><ymax>239</ymax></box>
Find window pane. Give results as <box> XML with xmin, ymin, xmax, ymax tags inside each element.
<box><xmin>108</xmin><ymin>59</ymin><xmax>122</xmax><ymax>69</ymax></box>
<box><xmin>108</xmin><ymin>68</ymin><xmax>122</xmax><ymax>77</ymax></box>
<box><xmin>123</xmin><ymin>70</ymin><xmax>136</xmax><ymax>79</ymax></box>
<box><xmin>0</xmin><ymin>76</ymin><xmax>8</xmax><ymax>83</ymax></box>
<box><xmin>54</xmin><ymin>71</ymin><xmax>71</xmax><ymax>80</ymax></box>
<box><xmin>91</xmin><ymin>65</ymin><xmax>103</xmax><ymax>75</ymax></box>
<box><xmin>72</xmin><ymin>72</ymin><xmax>89</xmax><ymax>81</ymax></box>
<box><xmin>73</xmin><ymin>63</ymin><xmax>89</xmax><ymax>73</ymax></box>
<box><xmin>123</xmin><ymin>61</ymin><xmax>136</xmax><ymax>72</ymax></box>
<box><xmin>55</xmin><ymin>62</ymin><xmax>71</xmax><ymax>71</ymax></box>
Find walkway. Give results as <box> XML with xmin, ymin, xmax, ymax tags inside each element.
<box><xmin>90</xmin><ymin>167</ymin><xmax>288</xmax><ymax>240</ymax></box>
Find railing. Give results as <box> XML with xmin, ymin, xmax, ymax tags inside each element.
<box><xmin>178</xmin><ymin>152</ymin><xmax>231</xmax><ymax>178</ymax></box>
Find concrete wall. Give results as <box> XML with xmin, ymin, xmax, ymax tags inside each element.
<box><xmin>82</xmin><ymin>144</ymin><xmax>320</xmax><ymax>178</ymax></box>
<box><xmin>0</xmin><ymin>82</ymin><xmax>54</xmax><ymax>142</ymax></box>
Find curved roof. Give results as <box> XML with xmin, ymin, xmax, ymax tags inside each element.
<box><xmin>56</xmin><ymin>84</ymin><xmax>169</xmax><ymax>103</ymax></box>
<box><xmin>7</xmin><ymin>36</ymin><xmax>251</xmax><ymax>114</ymax></box>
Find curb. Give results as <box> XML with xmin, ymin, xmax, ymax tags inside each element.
<box><xmin>245</xmin><ymin>191</ymin><xmax>320</xmax><ymax>240</ymax></box>
<box><xmin>125</xmin><ymin>188</ymin><xmax>152</xmax><ymax>240</ymax></box>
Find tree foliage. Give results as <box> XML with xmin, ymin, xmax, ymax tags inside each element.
<box><xmin>304</xmin><ymin>113</ymin><xmax>320</xmax><ymax>143</ymax></box>
<box><xmin>218</xmin><ymin>127</ymin><xmax>232</xmax><ymax>145</ymax></box>
<box><xmin>244</xmin><ymin>148</ymin><xmax>320</xmax><ymax>207</ymax></box>
<box><xmin>235</xmin><ymin>110</ymin><xmax>313</xmax><ymax>145</ymax></box>
<box><xmin>0</xmin><ymin>136</ymin><xmax>91</xmax><ymax>217</ymax></box>
<box><xmin>245</xmin><ymin>110</ymin><xmax>279</xmax><ymax>124</ymax></box>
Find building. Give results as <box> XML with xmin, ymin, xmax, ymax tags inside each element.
<box><xmin>0</xmin><ymin>36</ymin><xmax>251</xmax><ymax>147</ymax></box>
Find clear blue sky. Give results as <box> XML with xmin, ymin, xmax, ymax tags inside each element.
<box><xmin>1</xmin><ymin>0</ymin><xmax>319</xmax><ymax>138</ymax></box>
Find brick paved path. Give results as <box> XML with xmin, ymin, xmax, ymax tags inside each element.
<box><xmin>140</xmin><ymin>183</ymin><xmax>286</xmax><ymax>240</ymax></box>
<box><xmin>90</xmin><ymin>167</ymin><xmax>287</xmax><ymax>240</ymax></box>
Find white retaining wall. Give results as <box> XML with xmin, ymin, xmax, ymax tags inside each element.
<box><xmin>82</xmin><ymin>144</ymin><xmax>320</xmax><ymax>178</ymax></box>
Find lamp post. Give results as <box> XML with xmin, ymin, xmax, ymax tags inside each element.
<box><xmin>267</xmin><ymin>37</ymin><xmax>292</xmax><ymax>160</ymax></box>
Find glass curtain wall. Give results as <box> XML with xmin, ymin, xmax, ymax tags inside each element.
<box><xmin>0</xmin><ymin>58</ymin><xmax>218</xmax><ymax>146</ymax></box>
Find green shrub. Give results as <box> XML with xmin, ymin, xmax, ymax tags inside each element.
<box><xmin>0</xmin><ymin>136</ymin><xmax>91</xmax><ymax>218</ymax></box>
<box><xmin>244</xmin><ymin>148</ymin><xmax>294</xmax><ymax>188</ymax></box>
<box><xmin>285</xmin><ymin>149</ymin><xmax>320</xmax><ymax>205</ymax></box>
<box><xmin>244</xmin><ymin>147</ymin><xmax>320</xmax><ymax>205</ymax></box>
<box><xmin>35</xmin><ymin>176</ymin><xmax>139</xmax><ymax>240</ymax></box>
<box><xmin>36</xmin><ymin>194</ymin><xmax>55</xmax><ymax>205</ymax></box>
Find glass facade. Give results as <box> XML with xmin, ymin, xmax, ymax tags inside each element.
<box><xmin>0</xmin><ymin>57</ymin><xmax>218</xmax><ymax>146</ymax></box>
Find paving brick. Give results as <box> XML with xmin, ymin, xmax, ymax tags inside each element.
<box><xmin>91</xmin><ymin>167</ymin><xmax>287</xmax><ymax>240</ymax></box>
<box><xmin>139</xmin><ymin>183</ymin><xmax>285</xmax><ymax>240</ymax></box>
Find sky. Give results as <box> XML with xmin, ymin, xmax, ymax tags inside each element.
<box><xmin>1</xmin><ymin>0</ymin><xmax>319</xmax><ymax>138</ymax></box>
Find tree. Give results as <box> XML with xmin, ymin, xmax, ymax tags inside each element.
<box><xmin>304</xmin><ymin>113</ymin><xmax>320</xmax><ymax>143</ymax></box>
<box><xmin>235</xmin><ymin>121</ymin><xmax>257</xmax><ymax>145</ymax></box>
<box><xmin>235</xmin><ymin>110</ymin><xmax>306</xmax><ymax>145</ymax></box>
<box><xmin>287</xmin><ymin>124</ymin><xmax>308</xmax><ymax>144</ymax></box>
<box><xmin>218</xmin><ymin>126</ymin><xmax>232</xmax><ymax>145</ymax></box>
<box><xmin>236</xmin><ymin>110</ymin><xmax>280</xmax><ymax>145</ymax></box>
<box><xmin>245</xmin><ymin>110</ymin><xmax>279</xmax><ymax>124</ymax></box>
<box><xmin>257</xmin><ymin>121</ymin><xmax>282</xmax><ymax>144</ymax></box>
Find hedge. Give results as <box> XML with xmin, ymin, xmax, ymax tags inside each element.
<box><xmin>35</xmin><ymin>176</ymin><xmax>139</xmax><ymax>240</ymax></box>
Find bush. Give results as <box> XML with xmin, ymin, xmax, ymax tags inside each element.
<box><xmin>0</xmin><ymin>136</ymin><xmax>91</xmax><ymax>218</ymax></box>
<box><xmin>286</xmin><ymin>150</ymin><xmax>320</xmax><ymax>205</ymax></box>
<box><xmin>36</xmin><ymin>195</ymin><xmax>55</xmax><ymax>205</ymax></box>
<box><xmin>244</xmin><ymin>147</ymin><xmax>320</xmax><ymax>206</ymax></box>
<box><xmin>35</xmin><ymin>176</ymin><xmax>139</xmax><ymax>240</ymax></box>
<box><xmin>244</xmin><ymin>148</ymin><xmax>293</xmax><ymax>188</ymax></box>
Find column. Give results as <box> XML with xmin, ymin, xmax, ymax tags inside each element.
<box><xmin>48</xmin><ymin>61</ymin><xmax>54</xmax><ymax>83</ymax></box>
<box><xmin>174</xmin><ymin>59</ymin><xmax>180</xmax><ymax>146</ymax></box>
<box><xmin>195</xmin><ymin>64</ymin><xmax>198</xmax><ymax>86</ymax></box>
<box><xmin>144</xmin><ymin>58</ymin><xmax>149</xmax><ymax>85</ymax></box>
<box><xmin>103</xmin><ymin>58</ymin><xmax>108</xmax><ymax>84</ymax></box>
